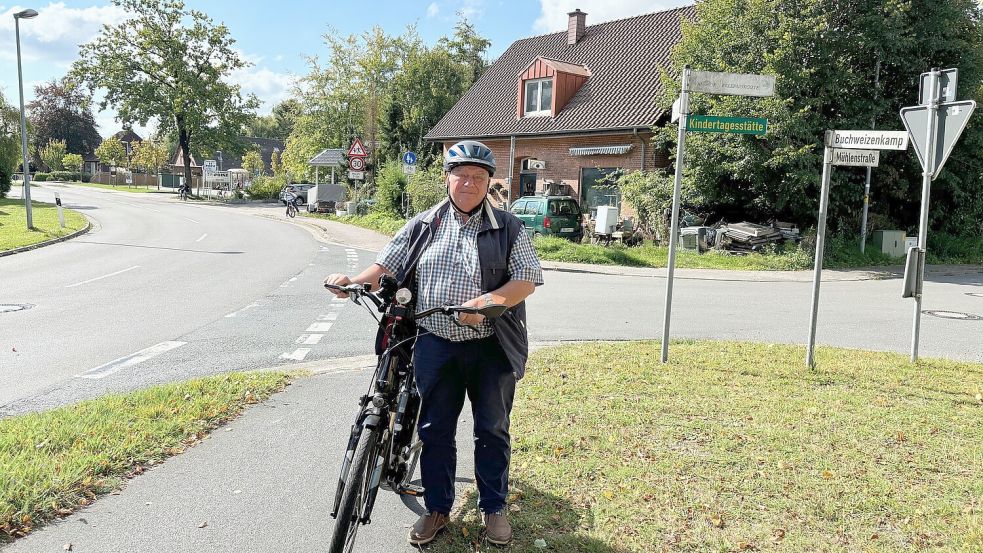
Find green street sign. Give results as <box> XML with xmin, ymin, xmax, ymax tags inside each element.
<box><xmin>687</xmin><ymin>115</ymin><xmax>768</xmax><ymax>135</ymax></box>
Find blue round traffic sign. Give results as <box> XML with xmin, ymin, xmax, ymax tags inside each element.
<box><xmin>402</xmin><ymin>151</ymin><xmax>417</xmax><ymax>165</ymax></box>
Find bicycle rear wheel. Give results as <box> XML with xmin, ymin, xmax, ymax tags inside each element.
<box><xmin>329</xmin><ymin>423</ymin><xmax>379</xmax><ymax>553</ymax></box>
<box><xmin>287</xmin><ymin>204</ymin><xmax>297</xmax><ymax>218</ymax></box>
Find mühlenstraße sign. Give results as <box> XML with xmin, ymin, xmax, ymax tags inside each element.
<box><xmin>687</xmin><ymin>115</ymin><xmax>768</xmax><ymax>135</ymax></box>
<box><xmin>830</xmin><ymin>130</ymin><xmax>909</xmax><ymax>150</ymax></box>
<box><xmin>687</xmin><ymin>70</ymin><xmax>776</xmax><ymax>97</ymax></box>
<box><xmin>832</xmin><ymin>149</ymin><xmax>880</xmax><ymax>167</ymax></box>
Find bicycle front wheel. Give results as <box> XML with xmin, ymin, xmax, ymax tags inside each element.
<box><xmin>329</xmin><ymin>423</ymin><xmax>379</xmax><ymax>553</ymax></box>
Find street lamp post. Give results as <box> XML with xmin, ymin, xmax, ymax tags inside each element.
<box><xmin>14</xmin><ymin>8</ymin><xmax>38</xmax><ymax>229</ymax></box>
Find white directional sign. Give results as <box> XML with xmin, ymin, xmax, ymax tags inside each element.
<box><xmin>830</xmin><ymin>130</ymin><xmax>909</xmax><ymax>150</ymax></box>
<box><xmin>203</xmin><ymin>159</ymin><xmax>217</xmax><ymax>174</ymax></box>
<box><xmin>687</xmin><ymin>70</ymin><xmax>776</xmax><ymax>97</ymax></box>
<box><xmin>348</xmin><ymin>170</ymin><xmax>364</xmax><ymax>180</ymax></box>
<box><xmin>671</xmin><ymin>97</ymin><xmax>681</xmax><ymax>123</ymax></box>
<box><xmin>402</xmin><ymin>164</ymin><xmax>417</xmax><ymax>175</ymax></box>
<box><xmin>832</xmin><ymin>148</ymin><xmax>880</xmax><ymax>167</ymax></box>
<box><xmin>901</xmin><ymin>100</ymin><xmax>976</xmax><ymax>178</ymax></box>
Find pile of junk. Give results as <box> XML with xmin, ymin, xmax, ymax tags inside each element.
<box><xmin>679</xmin><ymin>219</ymin><xmax>801</xmax><ymax>254</ymax></box>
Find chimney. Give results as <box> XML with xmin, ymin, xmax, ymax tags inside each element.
<box><xmin>567</xmin><ymin>9</ymin><xmax>587</xmax><ymax>45</ymax></box>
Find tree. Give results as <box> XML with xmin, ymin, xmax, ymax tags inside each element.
<box><xmin>0</xmin><ymin>91</ymin><xmax>21</xmax><ymax>197</ymax></box>
<box><xmin>62</xmin><ymin>153</ymin><xmax>84</xmax><ymax>173</ymax></box>
<box><xmin>439</xmin><ymin>15</ymin><xmax>491</xmax><ymax>86</ymax></box>
<box><xmin>132</xmin><ymin>138</ymin><xmax>169</xmax><ymax>175</ymax></box>
<box><xmin>374</xmin><ymin>160</ymin><xmax>408</xmax><ymax>215</ymax></box>
<box><xmin>27</xmin><ymin>79</ymin><xmax>102</xmax><ymax>158</ymax></box>
<box><xmin>270</xmin><ymin>148</ymin><xmax>283</xmax><ymax>176</ymax></box>
<box><xmin>245</xmin><ymin>99</ymin><xmax>301</xmax><ymax>139</ymax></box>
<box><xmin>241</xmin><ymin>150</ymin><xmax>265</xmax><ymax>176</ymax></box>
<box><xmin>659</xmin><ymin>0</ymin><xmax>983</xmax><ymax>235</ymax></box>
<box><xmin>40</xmin><ymin>140</ymin><xmax>67</xmax><ymax>171</ymax></box>
<box><xmin>72</xmin><ymin>0</ymin><xmax>260</xmax><ymax>192</ymax></box>
<box><xmin>96</xmin><ymin>136</ymin><xmax>126</xmax><ymax>171</ymax></box>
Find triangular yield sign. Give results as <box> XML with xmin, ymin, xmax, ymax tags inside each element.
<box><xmin>348</xmin><ymin>138</ymin><xmax>367</xmax><ymax>158</ymax></box>
<box><xmin>900</xmin><ymin>100</ymin><xmax>975</xmax><ymax>179</ymax></box>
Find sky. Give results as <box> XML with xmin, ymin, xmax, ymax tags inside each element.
<box><xmin>0</xmin><ymin>0</ymin><xmax>689</xmax><ymax>140</ymax></box>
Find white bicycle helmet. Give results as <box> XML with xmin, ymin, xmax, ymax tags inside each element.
<box><xmin>443</xmin><ymin>140</ymin><xmax>496</xmax><ymax>177</ymax></box>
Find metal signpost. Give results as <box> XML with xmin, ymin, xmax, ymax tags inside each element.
<box><xmin>900</xmin><ymin>68</ymin><xmax>975</xmax><ymax>362</ymax></box>
<box><xmin>54</xmin><ymin>193</ymin><xmax>65</xmax><ymax>228</ymax></box>
<box><xmin>662</xmin><ymin>67</ymin><xmax>773</xmax><ymax>363</ymax></box>
<box><xmin>806</xmin><ymin>129</ymin><xmax>909</xmax><ymax>368</ymax></box>
<box><xmin>348</xmin><ymin>138</ymin><xmax>368</xmax><ymax>201</ymax></box>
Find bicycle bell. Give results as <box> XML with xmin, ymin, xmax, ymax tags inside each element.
<box><xmin>395</xmin><ymin>288</ymin><xmax>413</xmax><ymax>306</ymax></box>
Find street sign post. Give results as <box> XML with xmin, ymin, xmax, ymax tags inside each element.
<box><xmin>662</xmin><ymin>66</ymin><xmax>774</xmax><ymax>363</ymax></box>
<box><xmin>402</xmin><ymin>164</ymin><xmax>417</xmax><ymax>175</ymax></box>
<box><xmin>402</xmin><ymin>151</ymin><xmax>417</xmax><ymax>165</ymax></box>
<box><xmin>806</xmin><ymin>128</ymin><xmax>908</xmax><ymax>368</ymax></box>
<box><xmin>349</xmin><ymin>157</ymin><xmax>365</xmax><ymax>171</ymax></box>
<box><xmin>687</xmin><ymin>70</ymin><xmax>776</xmax><ymax>97</ymax></box>
<box><xmin>348</xmin><ymin>171</ymin><xmax>365</xmax><ymax>180</ymax></box>
<box><xmin>347</xmin><ymin>138</ymin><xmax>367</xmax><ymax>158</ymax></box>
<box><xmin>900</xmin><ymin>68</ymin><xmax>976</xmax><ymax>362</ymax></box>
<box><xmin>832</xmin><ymin>149</ymin><xmax>880</xmax><ymax>167</ymax></box>
<box><xmin>686</xmin><ymin>115</ymin><xmax>768</xmax><ymax>135</ymax></box>
<box><xmin>203</xmin><ymin>159</ymin><xmax>217</xmax><ymax>174</ymax></box>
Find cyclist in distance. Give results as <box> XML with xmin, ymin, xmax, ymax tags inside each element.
<box><xmin>323</xmin><ymin>140</ymin><xmax>543</xmax><ymax>546</ymax></box>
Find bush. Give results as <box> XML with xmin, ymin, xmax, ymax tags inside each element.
<box><xmin>405</xmin><ymin>163</ymin><xmax>445</xmax><ymax>215</ymax></box>
<box><xmin>81</xmin><ymin>173</ymin><xmax>92</xmax><ymax>183</ymax></box>
<box><xmin>245</xmin><ymin>174</ymin><xmax>286</xmax><ymax>200</ymax></box>
<box><xmin>50</xmin><ymin>171</ymin><xmax>81</xmax><ymax>182</ymax></box>
<box><xmin>33</xmin><ymin>172</ymin><xmax>49</xmax><ymax>182</ymax></box>
<box><xmin>374</xmin><ymin>161</ymin><xmax>407</xmax><ymax>216</ymax></box>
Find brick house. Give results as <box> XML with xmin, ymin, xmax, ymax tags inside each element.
<box><xmin>425</xmin><ymin>6</ymin><xmax>693</xmax><ymax>215</ymax></box>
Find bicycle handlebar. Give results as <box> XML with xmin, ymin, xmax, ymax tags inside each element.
<box><xmin>324</xmin><ymin>282</ymin><xmax>507</xmax><ymax>321</ymax></box>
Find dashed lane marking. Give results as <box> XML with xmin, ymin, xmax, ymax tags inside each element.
<box><xmin>225</xmin><ymin>302</ymin><xmax>260</xmax><ymax>318</ymax></box>
<box><xmin>196</xmin><ymin>233</ymin><xmax>208</xmax><ymax>242</ymax></box>
<box><xmin>317</xmin><ymin>312</ymin><xmax>339</xmax><ymax>321</ymax></box>
<box><xmin>76</xmin><ymin>341</ymin><xmax>187</xmax><ymax>379</ymax></box>
<box><xmin>66</xmin><ymin>265</ymin><xmax>140</xmax><ymax>288</ymax></box>
<box><xmin>306</xmin><ymin>322</ymin><xmax>334</xmax><ymax>332</ymax></box>
<box><xmin>297</xmin><ymin>334</ymin><xmax>324</xmax><ymax>345</ymax></box>
<box><xmin>280</xmin><ymin>348</ymin><xmax>311</xmax><ymax>362</ymax></box>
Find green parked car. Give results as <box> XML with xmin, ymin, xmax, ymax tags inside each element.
<box><xmin>509</xmin><ymin>195</ymin><xmax>583</xmax><ymax>242</ymax></box>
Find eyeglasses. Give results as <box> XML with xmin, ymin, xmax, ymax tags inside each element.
<box><xmin>449</xmin><ymin>170</ymin><xmax>489</xmax><ymax>185</ymax></box>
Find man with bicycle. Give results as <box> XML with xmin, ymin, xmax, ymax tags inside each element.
<box><xmin>324</xmin><ymin>140</ymin><xmax>542</xmax><ymax>546</ymax></box>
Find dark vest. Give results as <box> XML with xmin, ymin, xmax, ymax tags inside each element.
<box><xmin>395</xmin><ymin>199</ymin><xmax>530</xmax><ymax>379</ymax></box>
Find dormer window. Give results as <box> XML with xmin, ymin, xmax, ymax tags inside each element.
<box><xmin>524</xmin><ymin>78</ymin><xmax>553</xmax><ymax>117</ymax></box>
<box><xmin>517</xmin><ymin>57</ymin><xmax>590</xmax><ymax>120</ymax></box>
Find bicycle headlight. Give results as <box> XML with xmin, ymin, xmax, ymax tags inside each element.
<box><xmin>395</xmin><ymin>288</ymin><xmax>413</xmax><ymax>306</ymax></box>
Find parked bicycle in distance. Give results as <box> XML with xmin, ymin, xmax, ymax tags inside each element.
<box><xmin>323</xmin><ymin>276</ymin><xmax>506</xmax><ymax>553</ymax></box>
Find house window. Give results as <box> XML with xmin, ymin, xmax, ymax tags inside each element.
<box><xmin>523</xmin><ymin>78</ymin><xmax>553</xmax><ymax>116</ymax></box>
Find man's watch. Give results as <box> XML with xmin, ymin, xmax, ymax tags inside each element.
<box><xmin>481</xmin><ymin>293</ymin><xmax>494</xmax><ymax>306</ymax></box>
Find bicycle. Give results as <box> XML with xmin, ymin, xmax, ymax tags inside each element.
<box><xmin>286</xmin><ymin>200</ymin><xmax>298</xmax><ymax>218</ymax></box>
<box><xmin>323</xmin><ymin>276</ymin><xmax>507</xmax><ymax>553</ymax></box>
<box><xmin>179</xmin><ymin>186</ymin><xmax>189</xmax><ymax>201</ymax></box>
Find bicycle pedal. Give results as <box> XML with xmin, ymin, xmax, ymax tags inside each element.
<box><xmin>396</xmin><ymin>484</ymin><xmax>424</xmax><ymax>497</ymax></box>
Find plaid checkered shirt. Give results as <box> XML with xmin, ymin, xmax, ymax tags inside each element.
<box><xmin>376</xmin><ymin>200</ymin><xmax>544</xmax><ymax>342</ymax></box>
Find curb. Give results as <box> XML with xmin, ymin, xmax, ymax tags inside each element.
<box><xmin>0</xmin><ymin>218</ymin><xmax>92</xmax><ymax>258</ymax></box>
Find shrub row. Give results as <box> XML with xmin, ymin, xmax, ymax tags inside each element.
<box><xmin>32</xmin><ymin>172</ymin><xmax>90</xmax><ymax>182</ymax></box>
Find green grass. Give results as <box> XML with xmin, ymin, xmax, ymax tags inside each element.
<box><xmin>0</xmin><ymin>197</ymin><xmax>88</xmax><ymax>252</ymax></box>
<box><xmin>427</xmin><ymin>341</ymin><xmax>983</xmax><ymax>553</ymax></box>
<box><xmin>50</xmin><ymin>181</ymin><xmax>168</xmax><ymax>194</ymax></box>
<box><xmin>304</xmin><ymin>210</ymin><xmax>407</xmax><ymax>236</ymax></box>
<box><xmin>0</xmin><ymin>371</ymin><xmax>296</xmax><ymax>541</ymax></box>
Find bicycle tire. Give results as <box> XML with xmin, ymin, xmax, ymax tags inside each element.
<box><xmin>328</xmin><ymin>423</ymin><xmax>378</xmax><ymax>553</ymax></box>
<box><xmin>287</xmin><ymin>204</ymin><xmax>297</xmax><ymax>218</ymax></box>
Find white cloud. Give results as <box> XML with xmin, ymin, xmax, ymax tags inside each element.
<box><xmin>228</xmin><ymin>62</ymin><xmax>297</xmax><ymax>115</ymax></box>
<box><xmin>533</xmin><ymin>0</ymin><xmax>689</xmax><ymax>33</ymax></box>
<box><xmin>0</xmin><ymin>2</ymin><xmax>130</xmax><ymax>64</ymax></box>
<box><xmin>458</xmin><ymin>0</ymin><xmax>484</xmax><ymax>20</ymax></box>
<box><xmin>427</xmin><ymin>2</ymin><xmax>439</xmax><ymax>18</ymax></box>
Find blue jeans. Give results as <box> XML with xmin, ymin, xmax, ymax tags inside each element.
<box><xmin>412</xmin><ymin>332</ymin><xmax>516</xmax><ymax>515</ymax></box>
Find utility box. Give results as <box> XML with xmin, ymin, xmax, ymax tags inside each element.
<box><xmin>308</xmin><ymin>184</ymin><xmax>346</xmax><ymax>213</ymax></box>
<box><xmin>680</xmin><ymin>226</ymin><xmax>709</xmax><ymax>252</ymax></box>
<box><xmin>872</xmin><ymin>230</ymin><xmax>906</xmax><ymax>257</ymax></box>
<box><xmin>595</xmin><ymin>205</ymin><xmax>619</xmax><ymax>234</ymax></box>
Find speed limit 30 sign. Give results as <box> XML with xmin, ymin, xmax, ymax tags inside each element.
<box><xmin>349</xmin><ymin>157</ymin><xmax>365</xmax><ymax>171</ymax></box>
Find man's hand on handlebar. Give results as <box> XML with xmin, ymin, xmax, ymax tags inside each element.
<box><xmin>456</xmin><ymin>295</ymin><xmax>488</xmax><ymax>326</ymax></box>
<box><xmin>323</xmin><ymin>274</ymin><xmax>353</xmax><ymax>298</ymax></box>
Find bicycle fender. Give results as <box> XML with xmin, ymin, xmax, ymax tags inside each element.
<box><xmin>361</xmin><ymin>413</ymin><xmax>382</xmax><ymax>429</ymax></box>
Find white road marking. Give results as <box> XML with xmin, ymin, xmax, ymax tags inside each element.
<box><xmin>66</xmin><ymin>265</ymin><xmax>140</xmax><ymax>288</ymax></box>
<box><xmin>298</xmin><ymin>334</ymin><xmax>324</xmax><ymax>345</ymax></box>
<box><xmin>306</xmin><ymin>322</ymin><xmax>334</xmax><ymax>332</ymax></box>
<box><xmin>280</xmin><ymin>348</ymin><xmax>311</xmax><ymax>361</ymax></box>
<box><xmin>289</xmin><ymin>277</ymin><xmax>298</xmax><ymax>282</ymax></box>
<box><xmin>195</xmin><ymin>233</ymin><xmax>208</xmax><ymax>242</ymax></box>
<box><xmin>76</xmin><ymin>341</ymin><xmax>186</xmax><ymax>379</ymax></box>
<box><xmin>318</xmin><ymin>312</ymin><xmax>339</xmax><ymax>321</ymax></box>
<box><xmin>224</xmin><ymin>302</ymin><xmax>260</xmax><ymax>318</ymax></box>
<box><xmin>183</xmin><ymin>217</ymin><xmax>200</xmax><ymax>224</ymax></box>
<box><xmin>331</xmin><ymin>297</ymin><xmax>347</xmax><ymax>303</ymax></box>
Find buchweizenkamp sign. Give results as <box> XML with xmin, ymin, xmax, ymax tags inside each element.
<box><xmin>830</xmin><ymin>130</ymin><xmax>909</xmax><ymax>150</ymax></box>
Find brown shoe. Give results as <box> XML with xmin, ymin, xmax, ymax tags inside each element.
<box><xmin>482</xmin><ymin>510</ymin><xmax>513</xmax><ymax>545</ymax></box>
<box><xmin>408</xmin><ymin>511</ymin><xmax>449</xmax><ymax>545</ymax></box>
